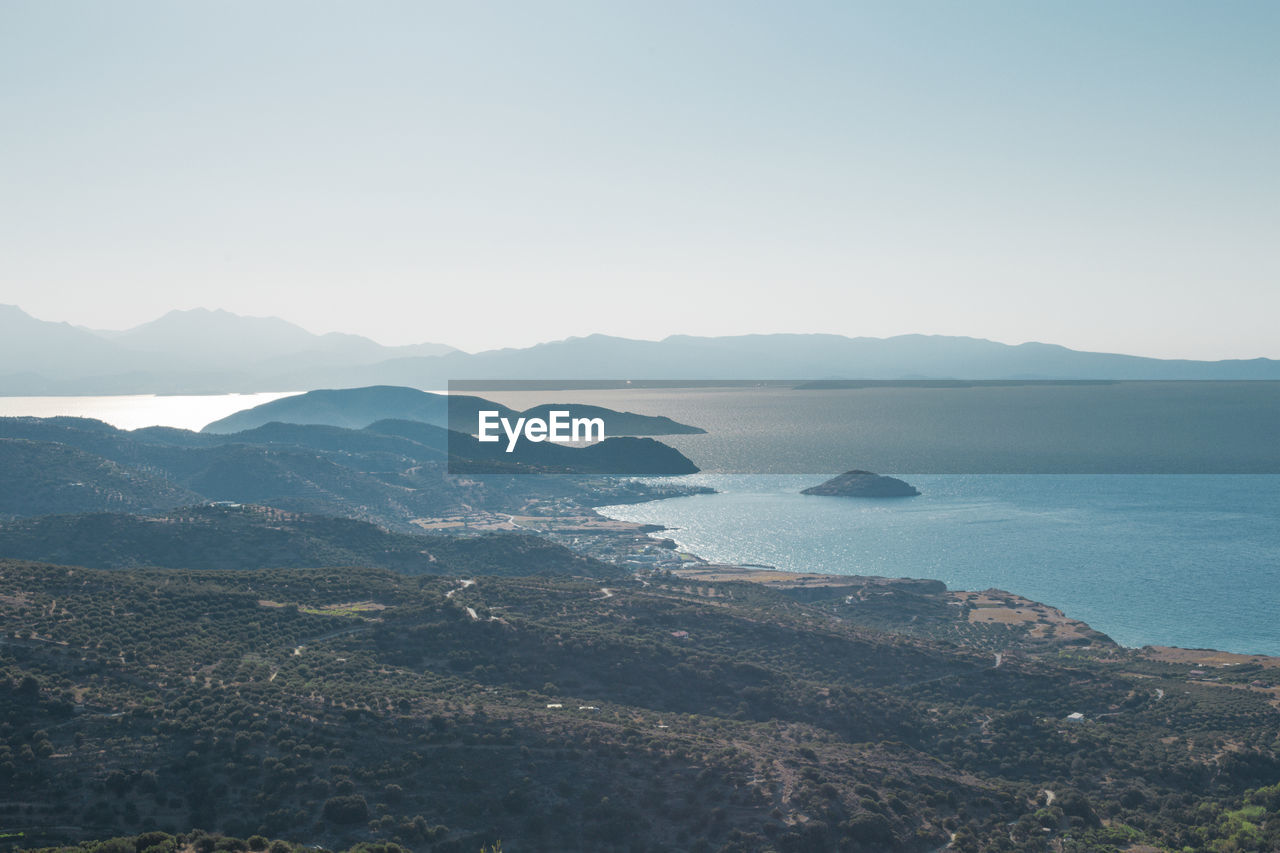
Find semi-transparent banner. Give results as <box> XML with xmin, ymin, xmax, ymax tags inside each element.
<box><xmin>443</xmin><ymin>380</ymin><xmax>1280</xmax><ymax>475</ymax></box>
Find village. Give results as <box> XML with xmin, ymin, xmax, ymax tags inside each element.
<box><xmin>412</xmin><ymin>505</ymin><xmax>695</xmax><ymax>571</ymax></box>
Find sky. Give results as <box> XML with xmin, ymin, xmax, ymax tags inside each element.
<box><xmin>1</xmin><ymin>1</ymin><xmax>1277</xmax><ymax>358</ymax></box>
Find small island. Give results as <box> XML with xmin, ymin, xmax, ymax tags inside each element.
<box><xmin>801</xmin><ymin>469</ymin><xmax>921</xmax><ymax>497</ymax></box>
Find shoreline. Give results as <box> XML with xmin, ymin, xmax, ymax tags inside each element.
<box><xmin>578</xmin><ymin>497</ymin><xmax>1280</xmax><ymax>674</ymax></box>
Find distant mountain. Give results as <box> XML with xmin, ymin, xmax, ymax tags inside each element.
<box><xmin>0</xmin><ymin>305</ymin><xmax>455</xmax><ymax>393</ymax></box>
<box><xmin>333</xmin><ymin>333</ymin><xmax>1280</xmax><ymax>383</ymax></box>
<box><xmin>105</xmin><ymin>308</ymin><xmax>456</xmax><ymax>371</ymax></box>
<box><xmin>0</xmin><ymin>304</ymin><xmax>146</xmax><ymax>383</ymax></box>
<box><xmin>6</xmin><ymin>303</ymin><xmax>1280</xmax><ymax>394</ymax></box>
<box><xmin>201</xmin><ymin>385</ymin><xmax>706</xmax><ymax>436</ymax></box>
<box><xmin>202</xmin><ymin>386</ymin><xmax>450</xmax><ymax>432</ymax></box>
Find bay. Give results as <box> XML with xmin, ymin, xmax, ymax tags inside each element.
<box><xmin>599</xmin><ymin>473</ymin><xmax>1280</xmax><ymax>655</ymax></box>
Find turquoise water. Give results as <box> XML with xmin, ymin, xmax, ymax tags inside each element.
<box><xmin>598</xmin><ymin>474</ymin><xmax>1280</xmax><ymax>655</ymax></box>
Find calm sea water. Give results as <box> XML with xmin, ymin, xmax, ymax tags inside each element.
<box><xmin>0</xmin><ymin>392</ymin><xmax>301</xmax><ymax>431</ymax></box>
<box><xmin>598</xmin><ymin>474</ymin><xmax>1280</xmax><ymax>656</ymax></box>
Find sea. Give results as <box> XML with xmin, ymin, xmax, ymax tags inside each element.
<box><xmin>0</xmin><ymin>391</ymin><xmax>301</xmax><ymax>431</ymax></box>
<box><xmin>4</xmin><ymin>387</ymin><xmax>1279</xmax><ymax>656</ymax></box>
<box><xmin>481</xmin><ymin>384</ymin><xmax>1280</xmax><ymax>657</ymax></box>
<box><xmin>597</xmin><ymin>473</ymin><xmax>1280</xmax><ymax>656</ymax></box>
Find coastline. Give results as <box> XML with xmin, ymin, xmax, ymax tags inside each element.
<box><xmin>576</xmin><ymin>499</ymin><xmax>1280</xmax><ymax>691</ymax></box>
<box><xmin>586</xmin><ymin>473</ymin><xmax>1280</xmax><ymax>659</ymax></box>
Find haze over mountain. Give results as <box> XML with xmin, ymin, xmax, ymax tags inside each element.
<box><xmin>338</xmin><ymin>333</ymin><xmax>1280</xmax><ymax>383</ymax></box>
<box><xmin>0</xmin><ymin>303</ymin><xmax>144</xmax><ymax>381</ymax></box>
<box><xmin>4</xmin><ymin>304</ymin><xmax>1280</xmax><ymax>395</ymax></box>
<box><xmin>0</xmin><ymin>305</ymin><xmax>456</xmax><ymax>393</ymax></box>
<box><xmin>99</xmin><ymin>308</ymin><xmax>456</xmax><ymax>369</ymax></box>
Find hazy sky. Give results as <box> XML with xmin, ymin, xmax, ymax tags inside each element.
<box><xmin>2</xmin><ymin>1</ymin><xmax>1277</xmax><ymax>358</ymax></box>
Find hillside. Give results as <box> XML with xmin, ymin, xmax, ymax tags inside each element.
<box><xmin>201</xmin><ymin>386</ymin><xmax>454</xmax><ymax>433</ymax></box>
<box><xmin>0</xmin><ymin>505</ymin><xmax>621</xmax><ymax>578</ymax></box>
<box><xmin>2</xmin><ymin>560</ymin><xmax>1279</xmax><ymax>852</ymax></box>
<box><xmin>0</xmin><ymin>417</ymin><xmax>702</xmax><ymax>528</ymax></box>
<box><xmin>201</xmin><ymin>385</ymin><xmax>705</xmax><ymax>437</ymax></box>
<box><xmin>0</xmin><ymin>438</ymin><xmax>201</xmax><ymax>518</ymax></box>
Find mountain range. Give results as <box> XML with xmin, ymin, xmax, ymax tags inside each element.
<box><xmin>0</xmin><ymin>305</ymin><xmax>455</xmax><ymax>393</ymax></box>
<box><xmin>4</xmin><ymin>304</ymin><xmax>1280</xmax><ymax>394</ymax></box>
<box><xmin>0</xmin><ymin>413</ymin><xmax>699</xmax><ymax>527</ymax></box>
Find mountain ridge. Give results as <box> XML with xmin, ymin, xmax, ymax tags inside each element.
<box><xmin>5</xmin><ymin>304</ymin><xmax>1280</xmax><ymax>393</ymax></box>
<box><xmin>200</xmin><ymin>385</ymin><xmax>707</xmax><ymax>436</ymax></box>
<box><xmin>0</xmin><ymin>414</ymin><xmax>701</xmax><ymax>527</ymax></box>
<box><xmin>0</xmin><ymin>305</ymin><xmax>456</xmax><ymax>392</ymax></box>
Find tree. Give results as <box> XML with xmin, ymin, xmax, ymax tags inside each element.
<box><xmin>321</xmin><ymin>795</ymin><xmax>369</xmax><ymax>825</ymax></box>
